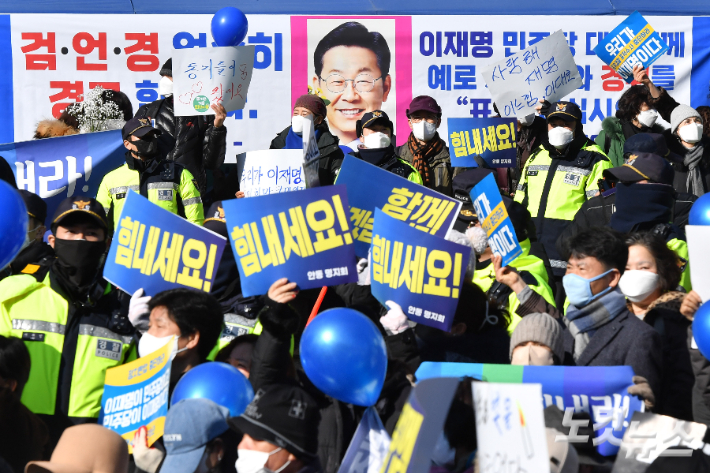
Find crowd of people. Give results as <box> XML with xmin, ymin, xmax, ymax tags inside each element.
<box><xmin>1</xmin><ymin>47</ymin><xmax>710</xmax><ymax>473</ymax></box>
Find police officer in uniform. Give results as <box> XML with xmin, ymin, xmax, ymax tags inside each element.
<box><xmin>514</xmin><ymin>102</ymin><xmax>612</xmax><ymax>304</ymax></box>
<box><xmin>97</xmin><ymin>117</ymin><xmax>204</xmax><ymax>231</ymax></box>
<box><xmin>0</xmin><ymin>196</ymin><xmax>135</xmax><ymax>450</ymax></box>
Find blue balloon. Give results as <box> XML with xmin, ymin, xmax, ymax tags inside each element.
<box><xmin>693</xmin><ymin>302</ymin><xmax>710</xmax><ymax>360</ymax></box>
<box><xmin>171</xmin><ymin>362</ymin><xmax>254</xmax><ymax>416</ymax></box>
<box><xmin>689</xmin><ymin>193</ymin><xmax>710</xmax><ymax>226</ymax></box>
<box><xmin>211</xmin><ymin>7</ymin><xmax>248</xmax><ymax>47</ymax></box>
<box><xmin>0</xmin><ymin>181</ymin><xmax>28</xmax><ymax>270</ymax></box>
<box><xmin>300</xmin><ymin>308</ymin><xmax>387</xmax><ymax>406</ymax></box>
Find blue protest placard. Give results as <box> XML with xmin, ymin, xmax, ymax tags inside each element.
<box><xmin>415</xmin><ymin>362</ymin><xmax>643</xmax><ymax>456</ymax></box>
<box><xmin>370</xmin><ymin>209</ymin><xmax>470</xmax><ymax>332</ymax></box>
<box><xmin>469</xmin><ymin>174</ymin><xmax>522</xmax><ymax>267</ymax></box>
<box><xmin>99</xmin><ymin>336</ymin><xmax>173</xmax><ymax>452</ymax></box>
<box><xmin>338</xmin><ymin>406</ymin><xmax>391</xmax><ymax>473</ymax></box>
<box><xmin>222</xmin><ymin>185</ymin><xmax>358</xmax><ymax>296</ymax></box>
<box><xmin>2</xmin><ymin>130</ymin><xmax>125</xmax><ymax>228</ymax></box>
<box><xmin>447</xmin><ymin>117</ymin><xmax>517</xmax><ymax>168</ymax></box>
<box><xmin>336</xmin><ymin>155</ymin><xmax>461</xmax><ymax>258</ymax></box>
<box><xmin>593</xmin><ymin>11</ymin><xmax>669</xmax><ymax>83</ymax></box>
<box><xmin>103</xmin><ymin>191</ymin><xmax>227</xmax><ymax>296</ymax></box>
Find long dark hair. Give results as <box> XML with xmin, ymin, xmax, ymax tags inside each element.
<box><xmin>615</xmin><ymin>85</ymin><xmax>654</xmax><ymax>122</ymax></box>
<box><xmin>625</xmin><ymin>232</ymin><xmax>682</xmax><ymax>293</ymax></box>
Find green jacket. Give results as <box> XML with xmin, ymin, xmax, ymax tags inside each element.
<box><xmin>594</xmin><ymin>117</ymin><xmax>626</xmax><ymax>168</ymax></box>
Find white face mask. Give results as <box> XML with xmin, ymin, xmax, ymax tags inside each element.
<box><xmin>618</xmin><ymin>270</ymin><xmax>660</xmax><ymax>303</ymax></box>
<box><xmin>363</xmin><ymin>132</ymin><xmax>391</xmax><ymax>149</ymax></box>
<box><xmin>412</xmin><ymin>120</ymin><xmax>437</xmax><ymax>141</ymax></box>
<box><xmin>236</xmin><ymin>448</ymin><xmax>289</xmax><ymax>473</ymax></box>
<box><xmin>636</xmin><ymin>109</ymin><xmax>659</xmax><ymax>128</ymax></box>
<box><xmin>159</xmin><ymin>76</ymin><xmax>173</xmax><ymax>97</ymax></box>
<box><xmin>511</xmin><ymin>345</ymin><xmax>554</xmax><ymax>366</ymax></box>
<box><xmin>138</xmin><ymin>333</ymin><xmax>186</xmax><ymax>359</ymax></box>
<box><xmin>518</xmin><ymin>113</ymin><xmax>536</xmax><ymax>127</ymax></box>
<box><xmin>678</xmin><ymin>122</ymin><xmax>704</xmax><ymax>145</ymax></box>
<box><xmin>291</xmin><ymin>115</ymin><xmax>307</xmax><ymax>135</ymax></box>
<box><xmin>548</xmin><ymin>126</ymin><xmax>574</xmax><ymax>149</ymax></box>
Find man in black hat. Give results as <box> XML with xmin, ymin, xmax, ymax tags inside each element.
<box><xmin>6</xmin><ymin>190</ymin><xmax>54</xmax><ymax>276</ymax></box>
<box><xmin>557</xmin><ymin>133</ymin><xmax>696</xmax><ymax>249</ymax></box>
<box><xmin>0</xmin><ymin>196</ymin><xmax>135</xmax><ymax>450</ymax></box>
<box><xmin>231</xmin><ymin>385</ymin><xmax>322</xmax><ymax>473</ymax></box>
<box><xmin>134</xmin><ymin>58</ymin><xmax>227</xmax><ymax>195</ymax></box>
<box><xmin>96</xmin><ymin>117</ymin><xmax>205</xmax><ymax>230</ymax></box>
<box><xmin>339</xmin><ymin>110</ymin><xmax>422</xmax><ymax>183</ymax></box>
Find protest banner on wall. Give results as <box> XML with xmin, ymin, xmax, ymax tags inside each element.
<box><xmin>223</xmin><ymin>185</ymin><xmax>357</xmax><ymax>296</ymax></box>
<box><xmin>172</xmin><ymin>45</ymin><xmax>255</xmax><ymax>116</ymax></box>
<box><xmin>236</xmin><ymin>149</ymin><xmax>305</xmax><ymax>197</ymax></box>
<box><xmin>469</xmin><ymin>173</ymin><xmax>522</xmax><ymax>267</ymax></box>
<box><xmin>99</xmin><ymin>336</ymin><xmax>172</xmax><ymax>451</ymax></box>
<box><xmin>594</xmin><ymin>12</ymin><xmax>670</xmax><ymax>83</ymax></box>
<box><xmin>482</xmin><ymin>30</ymin><xmax>583</xmax><ymax>118</ymax></box>
<box><xmin>473</xmin><ymin>382</ymin><xmax>549</xmax><ymax>473</ymax></box>
<box><xmin>336</xmin><ymin>155</ymin><xmax>461</xmax><ymax>258</ymax></box>
<box><xmin>338</xmin><ymin>406</ymin><xmax>391</xmax><ymax>473</ymax></box>
<box><xmin>370</xmin><ymin>209</ymin><xmax>470</xmax><ymax>332</ymax></box>
<box><xmin>381</xmin><ymin>377</ymin><xmax>459</xmax><ymax>473</ymax></box>
<box><xmin>415</xmin><ymin>362</ymin><xmax>643</xmax><ymax>456</ymax></box>
<box><xmin>103</xmin><ymin>191</ymin><xmax>227</xmax><ymax>296</ymax></box>
<box><xmin>3</xmin><ymin>130</ymin><xmax>125</xmax><ymax>228</ymax></box>
<box><xmin>612</xmin><ymin>412</ymin><xmax>707</xmax><ymax>472</ymax></box>
<box><xmin>447</xmin><ymin>117</ymin><xmax>517</xmax><ymax>168</ymax></box>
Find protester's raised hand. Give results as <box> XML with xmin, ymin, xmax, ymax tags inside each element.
<box><xmin>268</xmin><ymin>277</ymin><xmax>298</xmax><ymax>303</ymax></box>
<box><xmin>535</xmin><ymin>99</ymin><xmax>551</xmax><ymax>117</ymax></box>
<box><xmin>381</xmin><ymin>301</ymin><xmax>410</xmax><ymax>335</ymax></box>
<box><xmin>235</xmin><ymin>190</ymin><xmax>245</xmax><ymax>199</ymax></box>
<box><xmin>128</xmin><ymin>288</ymin><xmax>151</xmax><ymax>331</ymax></box>
<box><xmin>132</xmin><ymin>426</ymin><xmax>164</xmax><ymax>473</ymax></box>
<box><xmin>632</xmin><ymin>64</ymin><xmax>651</xmax><ymax>86</ymax></box>
<box><xmin>493</xmin><ymin>254</ymin><xmax>526</xmax><ymax>294</ymax></box>
<box><xmin>212</xmin><ymin>103</ymin><xmax>227</xmax><ymax>128</ymax></box>
<box><xmin>627</xmin><ymin>375</ymin><xmax>655</xmax><ymax>410</ymax></box>
<box><xmin>681</xmin><ymin>290</ymin><xmax>702</xmax><ymax>321</ymax></box>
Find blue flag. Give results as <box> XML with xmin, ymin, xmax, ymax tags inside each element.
<box><xmin>469</xmin><ymin>173</ymin><xmax>522</xmax><ymax>267</ymax></box>
<box><xmin>593</xmin><ymin>11</ymin><xmax>669</xmax><ymax>83</ymax></box>
<box><xmin>223</xmin><ymin>185</ymin><xmax>358</xmax><ymax>296</ymax></box>
<box><xmin>103</xmin><ymin>191</ymin><xmax>227</xmax><ymax>296</ymax></box>
<box><xmin>415</xmin><ymin>362</ymin><xmax>642</xmax><ymax>456</ymax></box>
<box><xmin>370</xmin><ymin>209</ymin><xmax>470</xmax><ymax>332</ymax></box>
<box><xmin>447</xmin><ymin>117</ymin><xmax>517</xmax><ymax>168</ymax></box>
<box><xmin>336</xmin><ymin>156</ymin><xmax>461</xmax><ymax>258</ymax></box>
<box><xmin>2</xmin><ymin>130</ymin><xmax>125</xmax><ymax>227</ymax></box>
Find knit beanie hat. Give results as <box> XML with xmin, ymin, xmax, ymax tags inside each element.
<box><xmin>160</xmin><ymin>58</ymin><xmax>172</xmax><ymax>77</ymax></box>
<box><xmin>670</xmin><ymin>104</ymin><xmax>702</xmax><ymax>134</ymax></box>
<box><xmin>294</xmin><ymin>94</ymin><xmax>327</xmax><ymax>119</ymax></box>
<box><xmin>509</xmin><ymin>312</ymin><xmax>564</xmax><ymax>362</ymax></box>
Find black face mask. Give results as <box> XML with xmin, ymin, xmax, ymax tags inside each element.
<box><xmin>359</xmin><ymin>144</ymin><xmax>395</xmax><ymax>167</ymax></box>
<box><xmin>53</xmin><ymin>239</ymin><xmax>107</xmax><ymax>296</ymax></box>
<box><xmin>132</xmin><ymin>137</ymin><xmax>158</xmax><ymax>158</ymax></box>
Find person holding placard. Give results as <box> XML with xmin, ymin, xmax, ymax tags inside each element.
<box><xmin>395</xmin><ymin>95</ymin><xmax>453</xmax><ymax>196</ymax></box>
<box><xmin>0</xmin><ymin>196</ymin><xmax>136</xmax><ymax>451</ymax></box>
<box><xmin>514</xmin><ymin>101</ymin><xmax>611</xmax><ymax>303</ymax></box>
<box><xmin>270</xmin><ymin>94</ymin><xmax>345</xmax><ymax>187</ymax></box>
<box><xmin>341</xmin><ymin>110</ymin><xmax>422</xmax><ymax>183</ymax></box>
<box><xmin>97</xmin><ymin>117</ymin><xmax>205</xmax><ymax>230</ymax></box>
<box><xmin>134</xmin><ymin>58</ymin><xmax>227</xmax><ymax>195</ymax></box>
<box><xmin>595</xmin><ymin>64</ymin><xmax>679</xmax><ymax>167</ymax></box>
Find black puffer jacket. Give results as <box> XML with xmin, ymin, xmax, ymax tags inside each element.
<box><xmin>270</xmin><ymin>124</ymin><xmax>344</xmax><ymax>186</ymax></box>
<box><xmin>134</xmin><ymin>96</ymin><xmax>227</xmax><ymax>194</ymax></box>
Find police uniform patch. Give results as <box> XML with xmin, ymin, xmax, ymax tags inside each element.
<box><xmin>563</xmin><ymin>173</ymin><xmax>581</xmax><ymax>186</ymax></box>
<box><xmin>95</xmin><ymin>339</ymin><xmax>122</xmax><ymax>361</ymax></box>
<box><xmin>158</xmin><ymin>189</ymin><xmax>173</xmax><ymax>201</ymax></box>
<box><xmin>527</xmin><ymin>170</ymin><xmax>538</xmax><ymax>177</ymax></box>
<box><xmin>22</xmin><ymin>332</ymin><xmax>44</xmax><ymax>342</ymax></box>
<box><xmin>115</xmin><ymin>193</ymin><xmax>126</xmax><ymax>200</ymax></box>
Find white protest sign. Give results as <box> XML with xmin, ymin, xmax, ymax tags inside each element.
<box><xmin>302</xmin><ymin>115</ymin><xmax>321</xmax><ymax>188</ymax></box>
<box><xmin>482</xmin><ymin>30</ymin><xmax>582</xmax><ymax>118</ymax></box>
<box><xmin>686</xmin><ymin>225</ymin><xmax>710</xmax><ymax>302</ymax></box>
<box><xmin>473</xmin><ymin>382</ymin><xmax>549</xmax><ymax>473</ymax></box>
<box><xmin>236</xmin><ymin>149</ymin><xmax>306</xmax><ymax>197</ymax></box>
<box><xmin>173</xmin><ymin>45</ymin><xmax>255</xmax><ymax>117</ymax></box>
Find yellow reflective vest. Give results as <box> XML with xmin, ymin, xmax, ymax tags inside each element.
<box><xmin>96</xmin><ymin>153</ymin><xmax>204</xmax><ymax>230</ymax></box>
<box><xmin>514</xmin><ymin>139</ymin><xmax>611</xmax><ymax>274</ymax></box>
<box><xmin>0</xmin><ymin>267</ymin><xmax>135</xmax><ymax>419</ymax></box>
